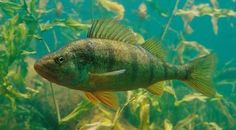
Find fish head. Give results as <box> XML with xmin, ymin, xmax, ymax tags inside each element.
<box><xmin>34</xmin><ymin>47</ymin><xmax>88</xmax><ymax>87</ymax></box>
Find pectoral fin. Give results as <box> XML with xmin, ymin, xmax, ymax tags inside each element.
<box><xmin>89</xmin><ymin>69</ymin><xmax>126</xmax><ymax>77</ymax></box>
<box><xmin>89</xmin><ymin>69</ymin><xmax>126</xmax><ymax>83</ymax></box>
<box><xmin>146</xmin><ymin>81</ymin><xmax>165</xmax><ymax>96</ymax></box>
<box><xmin>85</xmin><ymin>91</ymin><xmax>119</xmax><ymax>110</ymax></box>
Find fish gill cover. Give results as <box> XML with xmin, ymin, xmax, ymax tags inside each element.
<box><xmin>0</xmin><ymin>0</ymin><xmax>235</xmax><ymax>130</ymax></box>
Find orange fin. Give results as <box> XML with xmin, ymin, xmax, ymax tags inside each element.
<box><xmin>85</xmin><ymin>91</ymin><xmax>119</xmax><ymax>110</ymax></box>
<box><xmin>85</xmin><ymin>92</ymin><xmax>98</xmax><ymax>103</ymax></box>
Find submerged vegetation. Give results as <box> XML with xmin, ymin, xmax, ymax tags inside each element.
<box><xmin>0</xmin><ymin>0</ymin><xmax>236</xmax><ymax>130</ymax></box>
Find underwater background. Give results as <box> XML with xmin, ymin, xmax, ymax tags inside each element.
<box><xmin>0</xmin><ymin>0</ymin><xmax>236</xmax><ymax>130</ymax></box>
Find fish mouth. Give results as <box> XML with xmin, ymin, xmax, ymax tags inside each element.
<box><xmin>34</xmin><ymin>61</ymin><xmax>57</xmax><ymax>83</ymax></box>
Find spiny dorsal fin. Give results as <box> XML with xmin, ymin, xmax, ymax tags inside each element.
<box><xmin>87</xmin><ymin>19</ymin><xmax>137</xmax><ymax>44</ymax></box>
<box><xmin>141</xmin><ymin>38</ymin><xmax>166</xmax><ymax>59</ymax></box>
<box><xmin>146</xmin><ymin>81</ymin><xmax>165</xmax><ymax>96</ymax></box>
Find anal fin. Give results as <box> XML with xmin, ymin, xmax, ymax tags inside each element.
<box><xmin>146</xmin><ymin>81</ymin><xmax>165</xmax><ymax>96</ymax></box>
<box><xmin>85</xmin><ymin>91</ymin><xmax>119</xmax><ymax>110</ymax></box>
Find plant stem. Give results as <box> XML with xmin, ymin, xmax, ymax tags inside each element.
<box><xmin>42</xmin><ymin>38</ymin><xmax>61</xmax><ymax>124</ymax></box>
<box><xmin>42</xmin><ymin>39</ymin><xmax>51</xmax><ymax>53</ymax></box>
<box><xmin>50</xmin><ymin>82</ymin><xmax>61</xmax><ymax>123</ymax></box>
<box><xmin>161</xmin><ymin>0</ymin><xmax>180</xmax><ymax>42</ymax></box>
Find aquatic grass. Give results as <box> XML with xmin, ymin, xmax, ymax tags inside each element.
<box><xmin>0</xmin><ymin>0</ymin><xmax>91</xmax><ymax>129</ymax></box>
<box><xmin>176</xmin><ymin>2</ymin><xmax>236</xmax><ymax>35</ymax></box>
<box><xmin>160</xmin><ymin>0</ymin><xmax>180</xmax><ymax>42</ymax></box>
<box><xmin>0</xmin><ymin>0</ymin><xmax>235</xmax><ymax>129</ymax></box>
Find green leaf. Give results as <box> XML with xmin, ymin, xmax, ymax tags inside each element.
<box><xmin>65</xmin><ymin>18</ymin><xmax>91</xmax><ymax>29</ymax></box>
<box><xmin>59</xmin><ymin>101</ymin><xmax>92</xmax><ymax>124</ymax></box>
<box><xmin>0</xmin><ymin>1</ymin><xmax>22</xmax><ymax>10</ymax></box>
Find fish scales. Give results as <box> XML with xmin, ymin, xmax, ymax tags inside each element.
<box><xmin>67</xmin><ymin>38</ymin><xmax>187</xmax><ymax>91</ymax></box>
<box><xmin>85</xmin><ymin>39</ymin><xmax>151</xmax><ymax>90</ymax></box>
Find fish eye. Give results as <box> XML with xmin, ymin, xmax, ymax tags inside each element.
<box><xmin>55</xmin><ymin>56</ymin><xmax>64</xmax><ymax>64</ymax></box>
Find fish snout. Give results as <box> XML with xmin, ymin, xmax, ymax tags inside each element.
<box><xmin>34</xmin><ymin>55</ymin><xmax>54</xmax><ymax>71</ymax></box>
<box><xmin>34</xmin><ymin>59</ymin><xmax>44</xmax><ymax>73</ymax></box>
<box><xmin>34</xmin><ymin>58</ymin><xmax>57</xmax><ymax>82</ymax></box>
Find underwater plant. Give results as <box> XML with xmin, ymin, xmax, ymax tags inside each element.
<box><xmin>0</xmin><ymin>0</ymin><xmax>236</xmax><ymax>130</ymax></box>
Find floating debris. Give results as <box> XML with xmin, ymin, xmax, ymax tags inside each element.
<box><xmin>175</xmin><ymin>93</ymin><xmax>208</xmax><ymax>106</ymax></box>
<box><xmin>39</xmin><ymin>19</ymin><xmax>90</xmax><ymax>31</ymax></box>
<box><xmin>176</xmin><ymin>4</ymin><xmax>236</xmax><ymax>18</ymax></box>
<box><xmin>164</xmin><ymin>119</ymin><xmax>173</xmax><ymax>130</ymax></box>
<box><xmin>176</xmin><ymin>40</ymin><xmax>210</xmax><ymax>64</ymax></box>
<box><xmin>56</xmin><ymin>1</ymin><xmax>63</xmax><ymax>16</ymax></box>
<box><xmin>97</xmin><ymin>0</ymin><xmax>125</xmax><ymax>19</ymax></box>
<box><xmin>138</xmin><ymin>2</ymin><xmax>147</xmax><ymax>19</ymax></box>
<box><xmin>174</xmin><ymin>114</ymin><xmax>198</xmax><ymax>130</ymax></box>
<box><xmin>176</xmin><ymin>3</ymin><xmax>236</xmax><ymax>34</ymax></box>
<box><xmin>21</xmin><ymin>50</ymin><xmax>37</xmax><ymax>56</ymax></box>
<box><xmin>203</xmin><ymin>122</ymin><xmax>222</xmax><ymax>130</ymax></box>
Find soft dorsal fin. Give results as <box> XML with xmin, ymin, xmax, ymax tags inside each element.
<box><xmin>146</xmin><ymin>81</ymin><xmax>165</xmax><ymax>96</ymax></box>
<box><xmin>85</xmin><ymin>91</ymin><xmax>119</xmax><ymax>110</ymax></box>
<box><xmin>87</xmin><ymin>19</ymin><xmax>137</xmax><ymax>44</ymax></box>
<box><xmin>141</xmin><ymin>38</ymin><xmax>166</xmax><ymax>59</ymax></box>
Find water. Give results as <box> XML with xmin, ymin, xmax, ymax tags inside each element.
<box><xmin>0</xmin><ymin>0</ymin><xmax>236</xmax><ymax>130</ymax></box>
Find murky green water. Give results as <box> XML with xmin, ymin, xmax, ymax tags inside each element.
<box><xmin>0</xmin><ymin>0</ymin><xmax>236</xmax><ymax>130</ymax></box>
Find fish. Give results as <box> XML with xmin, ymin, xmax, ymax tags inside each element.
<box><xmin>34</xmin><ymin>19</ymin><xmax>220</xmax><ymax>109</ymax></box>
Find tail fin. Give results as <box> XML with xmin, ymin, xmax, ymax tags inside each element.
<box><xmin>183</xmin><ymin>54</ymin><xmax>220</xmax><ymax>98</ymax></box>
